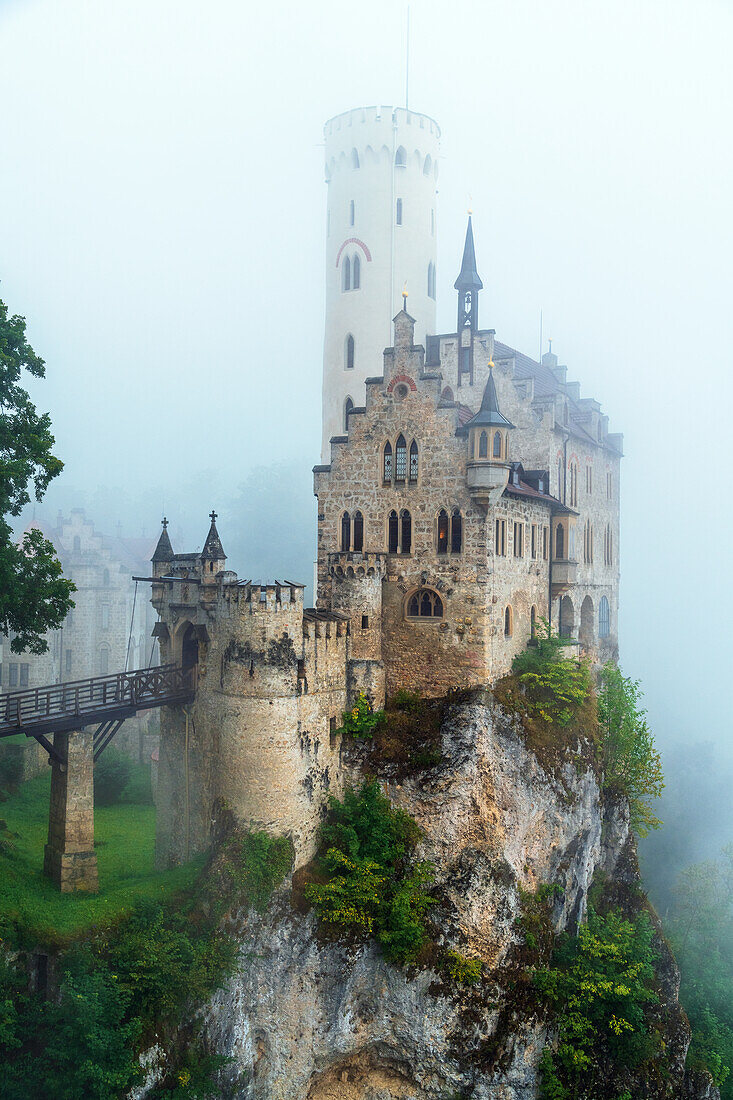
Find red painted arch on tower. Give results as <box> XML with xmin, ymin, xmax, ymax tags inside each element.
<box><xmin>335</xmin><ymin>238</ymin><xmax>373</xmax><ymax>266</ymax></box>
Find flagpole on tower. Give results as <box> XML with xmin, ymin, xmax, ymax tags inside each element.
<box><xmin>405</xmin><ymin>6</ymin><xmax>410</xmax><ymax>109</ymax></box>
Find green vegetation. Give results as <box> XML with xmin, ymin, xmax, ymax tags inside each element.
<box><xmin>535</xmin><ymin>905</ymin><xmax>660</xmax><ymax>1098</ymax></box>
<box><xmin>0</xmin><ymin>773</ymin><xmax>200</xmax><ymax>947</ymax></box>
<box><xmin>511</xmin><ymin>620</ymin><xmax>592</xmax><ymax>728</ymax></box>
<box><xmin>0</xmin><ymin>772</ymin><xmax>291</xmax><ymax>1097</ymax></box>
<box><xmin>443</xmin><ymin>948</ymin><xmax>482</xmax><ymax>986</ymax></box>
<box><xmin>93</xmin><ymin>747</ymin><xmax>134</xmax><ymax>806</ymax></box>
<box><xmin>598</xmin><ymin>664</ymin><xmax>664</xmax><ymax>836</ymax></box>
<box><xmin>304</xmin><ymin>780</ymin><xmax>434</xmax><ymax>964</ymax></box>
<box><xmin>0</xmin><ymin>293</ymin><xmax>74</xmax><ymax>653</ymax></box>
<box><xmin>664</xmin><ymin>848</ymin><xmax>733</xmax><ymax>1093</ymax></box>
<box><xmin>337</xmin><ymin>690</ymin><xmax>383</xmax><ymax>739</ymax></box>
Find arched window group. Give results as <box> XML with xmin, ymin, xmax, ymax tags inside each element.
<box><xmin>340</xmin><ymin>510</ymin><xmax>364</xmax><ymax>552</ymax></box>
<box><xmin>436</xmin><ymin>508</ymin><xmax>462</xmax><ymax>555</ymax></box>
<box><xmin>387</xmin><ymin>509</ymin><xmax>411</xmax><ymax>553</ymax></box>
<box><xmin>604</xmin><ymin>524</ymin><xmax>613</xmax><ymax>566</ymax></box>
<box><xmin>406</xmin><ymin>587</ymin><xmax>443</xmax><ymax>619</ymax></box>
<box><xmin>341</xmin><ymin>253</ymin><xmax>361</xmax><ymax>291</ymax></box>
<box><xmin>599</xmin><ymin>595</ymin><xmax>610</xmax><ymax>638</ymax></box>
<box><xmin>427</xmin><ymin>262</ymin><xmax>436</xmax><ymax>299</ymax></box>
<box><xmin>345</xmin><ymin>334</ymin><xmax>355</xmax><ymax>370</ymax></box>
<box><xmin>382</xmin><ymin>436</ymin><xmax>418</xmax><ymax>485</ymax></box>
<box><xmin>583</xmin><ymin>520</ymin><xmax>594</xmax><ymax>564</ymax></box>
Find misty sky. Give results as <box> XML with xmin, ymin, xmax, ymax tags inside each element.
<box><xmin>1</xmin><ymin>0</ymin><xmax>732</xmax><ymax>755</ymax></box>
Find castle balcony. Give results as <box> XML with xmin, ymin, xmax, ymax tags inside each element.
<box><xmin>550</xmin><ymin>558</ymin><xmax>578</xmax><ymax>599</ymax></box>
<box><xmin>466</xmin><ymin>461</ymin><xmax>510</xmax><ymax>508</ymax></box>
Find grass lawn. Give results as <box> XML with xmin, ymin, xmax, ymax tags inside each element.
<box><xmin>0</xmin><ymin>773</ymin><xmax>204</xmax><ymax>948</ymax></box>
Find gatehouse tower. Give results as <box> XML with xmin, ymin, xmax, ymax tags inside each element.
<box><xmin>321</xmin><ymin>106</ymin><xmax>440</xmax><ymax>456</ymax></box>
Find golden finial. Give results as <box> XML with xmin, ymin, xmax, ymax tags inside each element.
<box><xmin>402</xmin><ymin>281</ymin><xmax>408</xmax><ymax>299</ymax></box>
<box><xmin>488</xmin><ymin>358</ymin><xmax>495</xmax><ymax>370</ymax></box>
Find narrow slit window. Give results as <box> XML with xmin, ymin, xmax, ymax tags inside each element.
<box><xmin>450</xmin><ymin>509</ymin><xmax>462</xmax><ymax>554</ymax></box>
<box><xmin>437</xmin><ymin>509</ymin><xmax>449</xmax><ymax>553</ymax></box>
<box><xmin>383</xmin><ymin>441</ymin><xmax>393</xmax><ymax>483</ymax></box>
<box><xmin>345</xmin><ymin>334</ymin><xmax>355</xmax><ymax>370</ymax></box>
<box><xmin>352</xmin><ymin>254</ymin><xmax>360</xmax><ymax>289</ymax></box>
<box><xmin>342</xmin><ymin>256</ymin><xmax>351</xmax><ymax>291</ymax></box>
<box><xmin>395</xmin><ymin>434</ymin><xmax>407</xmax><ymax>481</ymax></box>
<box><xmin>396</xmin><ymin>197</ymin><xmax>403</xmax><ymax>224</ymax></box>
<box><xmin>400</xmin><ymin>509</ymin><xmax>412</xmax><ymax>553</ymax></box>
<box><xmin>388</xmin><ymin>510</ymin><xmax>399</xmax><ymax>552</ymax></box>
<box><xmin>344</xmin><ymin>397</ymin><xmax>353</xmax><ymax>431</ymax></box>
<box><xmin>409</xmin><ymin>440</ymin><xmax>418</xmax><ymax>482</ymax></box>
<box><xmin>349</xmin><ymin>199</ymin><xmax>355</xmax><ymax>225</ymax></box>
<box><xmin>340</xmin><ymin>512</ymin><xmax>351</xmax><ymax>551</ymax></box>
<box><xmin>352</xmin><ymin>511</ymin><xmax>363</xmax><ymax>551</ymax></box>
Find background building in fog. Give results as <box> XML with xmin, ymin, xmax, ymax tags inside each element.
<box><xmin>0</xmin><ymin>509</ymin><xmax>159</xmax><ymax>761</ymax></box>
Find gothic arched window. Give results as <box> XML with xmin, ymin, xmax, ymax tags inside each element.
<box><xmin>451</xmin><ymin>508</ymin><xmax>462</xmax><ymax>554</ymax></box>
<box><xmin>409</xmin><ymin>440</ymin><xmax>418</xmax><ymax>482</ymax></box>
<box><xmin>504</xmin><ymin>606</ymin><xmax>513</xmax><ymax>637</ymax></box>
<box><xmin>406</xmin><ymin>587</ymin><xmax>443</xmax><ymax>619</ymax></box>
<box><xmin>437</xmin><ymin>509</ymin><xmax>449</xmax><ymax>554</ymax></box>
<box><xmin>383</xmin><ymin>441</ymin><xmax>393</xmax><ymax>483</ymax></box>
<box><xmin>340</xmin><ymin>512</ymin><xmax>351</xmax><ymax>551</ymax></box>
<box><xmin>493</xmin><ymin>431</ymin><xmax>502</xmax><ymax>458</ymax></box>
<box><xmin>388</xmin><ymin>510</ymin><xmax>399</xmax><ymax>552</ymax></box>
<box><xmin>342</xmin><ymin>255</ymin><xmax>351</xmax><ymax>292</ymax></box>
<box><xmin>479</xmin><ymin>431</ymin><xmax>488</xmax><ymax>459</ymax></box>
<box><xmin>395</xmin><ymin>435</ymin><xmax>407</xmax><ymax>481</ymax></box>
<box><xmin>423</xmin><ymin>153</ymin><xmax>432</xmax><ymax>176</ymax></box>
<box><xmin>351</xmin><ymin>148</ymin><xmax>360</xmax><ymax>169</ymax></box>
<box><xmin>395</xmin><ymin>146</ymin><xmax>407</xmax><ymax>167</ymax></box>
<box><xmin>599</xmin><ymin>596</ymin><xmax>610</xmax><ymax>638</ymax></box>
<box><xmin>345</xmin><ymin>334</ymin><xmax>355</xmax><ymax>370</ymax></box>
<box><xmin>400</xmin><ymin>509</ymin><xmax>412</xmax><ymax>553</ymax></box>
<box><xmin>353</xmin><ymin>511</ymin><xmax>364</xmax><ymax>552</ymax></box>
<box><xmin>352</xmin><ymin>254</ymin><xmax>361</xmax><ymax>289</ymax></box>
<box><xmin>344</xmin><ymin>397</ymin><xmax>353</xmax><ymax>432</ymax></box>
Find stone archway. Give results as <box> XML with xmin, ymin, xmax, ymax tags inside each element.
<box><xmin>559</xmin><ymin>595</ymin><xmax>575</xmax><ymax>640</ymax></box>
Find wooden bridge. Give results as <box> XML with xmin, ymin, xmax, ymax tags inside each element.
<box><xmin>0</xmin><ymin>664</ymin><xmax>195</xmax><ymax>763</ymax></box>
<box><xmin>0</xmin><ymin>664</ymin><xmax>196</xmax><ymax>894</ymax></box>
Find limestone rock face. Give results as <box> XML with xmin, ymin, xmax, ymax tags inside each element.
<box><xmin>192</xmin><ymin>698</ymin><xmax>716</xmax><ymax>1100</ymax></box>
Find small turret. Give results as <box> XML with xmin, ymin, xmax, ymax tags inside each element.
<box><xmin>152</xmin><ymin>517</ymin><xmax>173</xmax><ymax>578</ymax></box>
<box><xmin>459</xmin><ymin>365</ymin><xmax>514</xmax><ymax>507</ymax></box>
<box><xmin>201</xmin><ymin>510</ymin><xmax>226</xmax><ymax>580</ymax></box>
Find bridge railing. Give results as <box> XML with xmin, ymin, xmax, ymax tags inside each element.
<box><xmin>0</xmin><ymin>664</ymin><xmax>195</xmax><ymax>737</ymax></box>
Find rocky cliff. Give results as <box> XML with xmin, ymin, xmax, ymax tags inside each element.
<box><xmin>177</xmin><ymin>693</ymin><xmax>714</xmax><ymax>1100</ymax></box>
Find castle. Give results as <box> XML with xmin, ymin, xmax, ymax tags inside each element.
<box><xmin>151</xmin><ymin>106</ymin><xmax>622</xmax><ymax>868</ymax></box>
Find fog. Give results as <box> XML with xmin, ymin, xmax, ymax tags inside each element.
<box><xmin>1</xmin><ymin>1</ymin><xmax>732</xmax><ymax>876</ymax></box>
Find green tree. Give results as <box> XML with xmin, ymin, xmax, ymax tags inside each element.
<box><xmin>0</xmin><ymin>294</ymin><xmax>74</xmax><ymax>653</ymax></box>
<box><xmin>598</xmin><ymin>664</ymin><xmax>664</xmax><ymax>835</ymax></box>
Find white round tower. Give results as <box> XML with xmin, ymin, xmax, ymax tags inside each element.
<box><xmin>321</xmin><ymin>106</ymin><xmax>440</xmax><ymax>457</ymax></box>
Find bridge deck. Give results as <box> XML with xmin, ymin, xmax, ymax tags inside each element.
<box><xmin>0</xmin><ymin>664</ymin><xmax>195</xmax><ymax>740</ymax></box>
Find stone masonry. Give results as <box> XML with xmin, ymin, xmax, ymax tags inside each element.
<box><xmin>43</xmin><ymin>728</ymin><xmax>99</xmax><ymax>893</ymax></box>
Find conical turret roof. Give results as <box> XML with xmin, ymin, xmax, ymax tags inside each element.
<box><xmin>454</xmin><ymin>215</ymin><xmax>484</xmax><ymax>291</ymax></box>
<box><xmin>464</xmin><ymin>368</ymin><xmax>514</xmax><ymax>430</ymax></box>
<box><xmin>152</xmin><ymin>518</ymin><xmax>173</xmax><ymax>562</ymax></box>
<box><xmin>202</xmin><ymin>511</ymin><xmax>226</xmax><ymax>560</ymax></box>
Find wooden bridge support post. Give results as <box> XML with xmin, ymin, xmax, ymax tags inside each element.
<box><xmin>43</xmin><ymin>729</ymin><xmax>99</xmax><ymax>893</ymax></box>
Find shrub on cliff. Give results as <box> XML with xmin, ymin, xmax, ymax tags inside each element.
<box><xmin>535</xmin><ymin>905</ymin><xmax>659</xmax><ymax>1096</ymax></box>
<box><xmin>304</xmin><ymin>780</ymin><xmax>433</xmax><ymax>964</ymax></box>
<box><xmin>598</xmin><ymin>664</ymin><xmax>664</xmax><ymax>836</ymax></box>
<box><xmin>511</xmin><ymin>620</ymin><xmax>591</xmax><ymax>727</ymax></box>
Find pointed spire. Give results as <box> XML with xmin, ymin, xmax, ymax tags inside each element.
<box><xmin>201</xmin><ymin>510</ymin><xmax>226</xmax><ymax>560</ymax></box>
<box><xmin>152</xmin><ymin>517</ymin><xmax>173</xmax><ymax>562</ymax></box>
<box><xmin>454</xmin><ymin>215</ymin><xmax>483</xmax><ymax>292</ymax></box>
<box><xmin>464</xmin><ymin>366</ymin><xmax>514</xmax><ymax>430</ymax></box>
